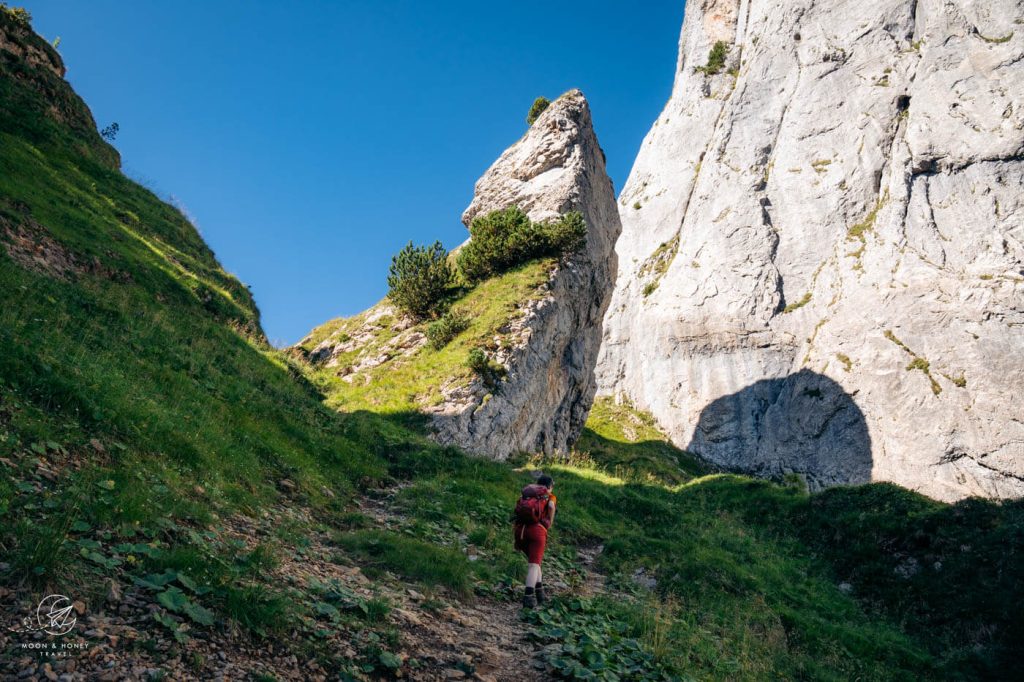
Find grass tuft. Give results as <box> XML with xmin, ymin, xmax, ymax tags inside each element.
<box><xmin>782</xmin><ymin>292</ymin><xmax>812</xmax><ymax>314</ymax></box>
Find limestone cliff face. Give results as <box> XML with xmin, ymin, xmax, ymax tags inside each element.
<box><xmin>597</xmin><ymin>0</ymin><xmax>1024</xmax><ymax>500</ymax></box>
<box><xmin>429</xmin><ymin>90</ymin><xmax>621</xmax><ymax>458</ymax></box>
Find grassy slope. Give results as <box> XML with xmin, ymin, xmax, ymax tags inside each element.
<box><xmin>575</xmin><ymin>397</ymin><xmax>708</xmax><ymax>485</ymax></box>
<box><xmin>0</xmin><ymin>7</ymin><xmax>393</xmax><ymax>609</ymax></box>
<box><xmin>543</xmin><ymin>401</ymin><xmax>1023</xmax><ymax>679</ymax></box>
<box><xmin>1</xmin><ymin>11</ymin><xmax>1021</xmax><ymax>680</ymax></box>
<box><xmin>295</xmin><ymin>257</ymin><xmax>555</xmax><ymax>413</ymax></box>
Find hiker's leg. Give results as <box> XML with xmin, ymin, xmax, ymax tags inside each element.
<box><xmin>526</xmin><ymin>563</ymin><xmax>541</xmax><ymax>588</ymax></box>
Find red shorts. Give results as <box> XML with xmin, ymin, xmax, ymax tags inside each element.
<box><xmin>514</xmin><ymin>523</ymin><xmax>548</xmax><ymax>564</ymax></box>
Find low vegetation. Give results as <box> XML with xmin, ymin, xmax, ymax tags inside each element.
<box><xmin>847</xmin><ymin>192</ymin><xmax>888</xmax><ymax>242</ymax></box>
<box><xmin>977</xmin><ymin>30</ymin><xmax>1013</xmax><ymax>44</ymax></box>
<box><xmin>0</xmin><ymin>3</ymin><xmax>30</xmax><ymax>26</ymax></box>
<box><xmin>386</xmin><ymin>240</ymin><xmax>455</xmax><ymax>320</ymax></box>
<box><xmin>457</xmin><ymin>207</ymin><xmax>586</xmax><ymax>283</ymax></box>
<box><xmin>782</xmin><ymin>291</ymin><xmax>811</xmax><ymax>313</ymax></box>
<box><xmin>886</xmin><ymin>330</ymin><xmax>942</xmax><ymax>396</ymax></box>
<box><xmin>574</xmin><ymin>397</ymin><xmax>706</xmax><ymax>485</ymax></box>
<box><xmin>525</xmin><ymin>596</ymin><xmax>676</xmax><ymax>680</ymax></box>
<box><xmin>836</xmin><ymin>352</ymin><xmax>853</xmax><ymax>372</ymax></box>
<box><xmin>466</xmin><ymin>347</ymin><xmax>506</xmax><ymax>388</ymax></box>
<box><xmin>638</xmin><ymin>233</ymin><xmax>679</xmax><ymax>297</ymax></box>
<box><xmin>515</xmin><ymin>422</ymin><xmax>1021</xmax><ymax>679</ymax></box>
<box><xmin>846</xmin><ymin>191</ymin><xmax>889</xmax><ymax>267</ymax></box>
<box><xmin>526</xmin><ymin>96</ymin><xmax>551</xmax><ymax>126</ymax></box>
<box><xmin>694</xmin><ymin>40</ymin><xmax>729</xmax><ymax>76</ymax></box>
<box><xmin>811</xmin><ymin>158</ymin><xmax>832</xmax><ymax>174</ymax></box>
<box><xmin>297</xmin><ymin>257</ymin><xmax>554</xmax><ymax>413</ymax></box>
<box><xmin>426</xmin><ymin>309</ymin><xmax>470</xmax><ymax>350</ymax></box>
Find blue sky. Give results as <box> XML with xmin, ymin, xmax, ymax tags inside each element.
<box><xmin>27</xmin><ymin>1</ymin><xmax>683</xmax><ymax>345</ymax></box>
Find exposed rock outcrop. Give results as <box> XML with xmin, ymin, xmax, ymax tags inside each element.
<box><xmin>0</xmin><ymin>11</ymin><xmax>120</xmax><ymax>169</ymax></box>
<box><xmin>429</xmin><ymin>90</ymin><xmax>621</xmax><ymax>458</ymax></box>
<box><xmin>597</xmin><ymin>0</ymin><xmax>1024</xmax><ymax>500</ymax></box>
<box><xmin>298</xmin><ymin>91</ymin><xmax>620</xmax><ymax>459</ymax></box>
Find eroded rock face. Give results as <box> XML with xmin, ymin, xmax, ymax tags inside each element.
<box><xmin>430</xmin><ymin>90</ymin><xmax>621</xmax><ymax>458</ymax></box>
<box><xmin>597</xmin><ymin>0</ymin><xmax>1024</xmax><ymax>501</ymax></box>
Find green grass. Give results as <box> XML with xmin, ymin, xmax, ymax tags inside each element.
<box><xmin>638</xmin><ymin>233</ymin><xmax>679</xmax><ymax>298</ymax></box>
<box><xmin>377</xmin><ymin>454</ymin><xmax>955</xmax><ymax>679</ymax></box>
<box><xmin>978</xmin><ymin>30</ymin><xmax>1013</xmax><ymax>44</ymax></box>
<box><xmin>782</xmin><ymin>291</ymin><xmax>812</xmax><ymax>313</ymax></box>
<box><xmin>297</xmin><ymin>257</ymin><xmax>554</xmax><ymax>413</ymax></box>
<box><xmin>0</xmin><ymin>10</ymin><xmax>393</xmax><ymax>611</ymax></box>
<box><xmin>0</xmin><ymin>36</ymin><xmax>382</xmax><ymax>517</ymax></box>
<box><xmin>573</xmin><ymin>397</ymin><xmax>706</xmax><ymax>485</ymax></box>
<box><xmin>335</xmin><ymin>529</ymin><xmax>474</xmax><ymax>595</ymax></box>
<box><xmin>357</xmin><ymin>397</ymin><xmax>1022</xmax><ymax>679</ymax></box>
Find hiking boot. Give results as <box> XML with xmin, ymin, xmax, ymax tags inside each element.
<box><xmin>535</xmin><ymin>583</ymin><xmax>547</xmax><ymax>605</ymax></box>
<box><xmin>522</xmin><ymin>588</ymin><xmax>537</xmax><ymax>609</ymax></box>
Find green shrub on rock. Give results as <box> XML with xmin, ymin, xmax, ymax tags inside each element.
<box><xmin>427</xmin><ymin>310</ymin><xmax>470</xmax><ymax>350</ymax></box>
<box><xmin>694</xmin><ymin>40</ymin><xmax>729</xmax><ymax>75</ymax></box>
<box><xmin>466</xmin><ymin>347</ymin><xmax>489</xmax><ymax>374</ymax></box>
<box><xmin>467</xmin><ymin>347</ymin><xmax>506</xmax><ymax>387</ymax></box>
<box><xmin>544</xmin><ymin>211</ymin><xmax>587</xmax><ymax>253</ymax></box>
<box><xmin>386</xmin><ymin>241</ymin><xmax>454</xmax><ymax>320</ymax></box>
<box><xmin>1</xmin><ymin>4</ymin><xmax>32</xmax><ymax>26</ymax></box>
<box><xmin>526</xmin><ymin>96</ymin><xmax>551</xmax><ymax>125</ymax></box>
<box><xmin>456</xmin><ymin>207</ymin><xmax>586</xmax><ymax>283</ymax></box>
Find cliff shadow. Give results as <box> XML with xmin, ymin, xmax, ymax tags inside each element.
<box><xmin>685</xmin><ymin>369</ymin><xmax>872</xmax><ymax>490</ymax></box>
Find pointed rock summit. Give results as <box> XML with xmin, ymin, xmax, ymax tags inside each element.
<box><xmin>597</xmin><ymin>0</ymin><xmax>1024</xmax><ymax>501</ymax></box>
<box><xmin>298</xmin><ymin>91</ymin><xmax>619</xmax><ymax>459</ymax></box>
<box><xmin>430</xmin><ymin>90</ymin><xmax>621</xmax><ymax>458</ymax></box>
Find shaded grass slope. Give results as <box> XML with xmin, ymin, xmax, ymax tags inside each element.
<box><xmin>0</xmin><ymin>8</ymin><xmax>394</xmax><ymax>588</ymax></box>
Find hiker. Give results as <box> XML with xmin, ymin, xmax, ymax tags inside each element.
<box><xmin>513</xmin><ymin>474</ymin><xmax>556</xmax><ymax>608</ymax></box>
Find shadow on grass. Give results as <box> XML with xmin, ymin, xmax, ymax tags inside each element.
<box><xmin>574</xmin><ymin>427</ymin><xmax>708</xmax><ymax>485</ymax></box>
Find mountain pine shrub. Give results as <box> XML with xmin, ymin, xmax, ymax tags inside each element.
<box><xmin>526</xmin><ymin>96</ymin><xmax>550</xmax><ymax>125</ymax></box>
<box><xmin>466</xmin><ymin>347</ymin><xmax>489</xmax><ymax>374</ymax></box>
<box><xmin>466</xmin><ymin>347</ymin><xmax>505</xmax><ymax>387</ymax></box>
<box><xmin>694</xmin><ymin>40</ymin><xmax>728</xmax><ymax>75</ymax></box>
<box><xmin>426</xmin><ymin>310</ymin><xmax>470</xmax><ymax>350</ymax></box>
<box><xmin>1</xmin><ymin>4</ymin><xmax>31</xmax><ymax>26</ymax></box>
<box><xmin>386</xmin><ymin>241</ymin><xmax>454</xmax><ymax>320</ymax></box>
<box><xmin>457</xmin><ymin>207</ymin><xmax>586</xmax><ymax>283</ymax></box>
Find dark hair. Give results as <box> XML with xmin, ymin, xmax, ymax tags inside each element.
<box><xmin>537</xmin><ymin>474</ymin><xmax>554</xmax><ymax>488</ymax></box>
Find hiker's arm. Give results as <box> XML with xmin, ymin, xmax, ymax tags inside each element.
<box><xmin>545</xmin><ymin>500</ymin><xmax>556</xmax><ymax>528</ymax></box>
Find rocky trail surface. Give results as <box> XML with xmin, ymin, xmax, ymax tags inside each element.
<box><xmin>1</xmin><ymin>482</ymin><xmax>603</xmax><ymax>681</ymax></box>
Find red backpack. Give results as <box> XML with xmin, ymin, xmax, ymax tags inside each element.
<box><xmin>514</xmin><ymin>484</ymin><xmax>550</xmax><ymax>525</ymax></box>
